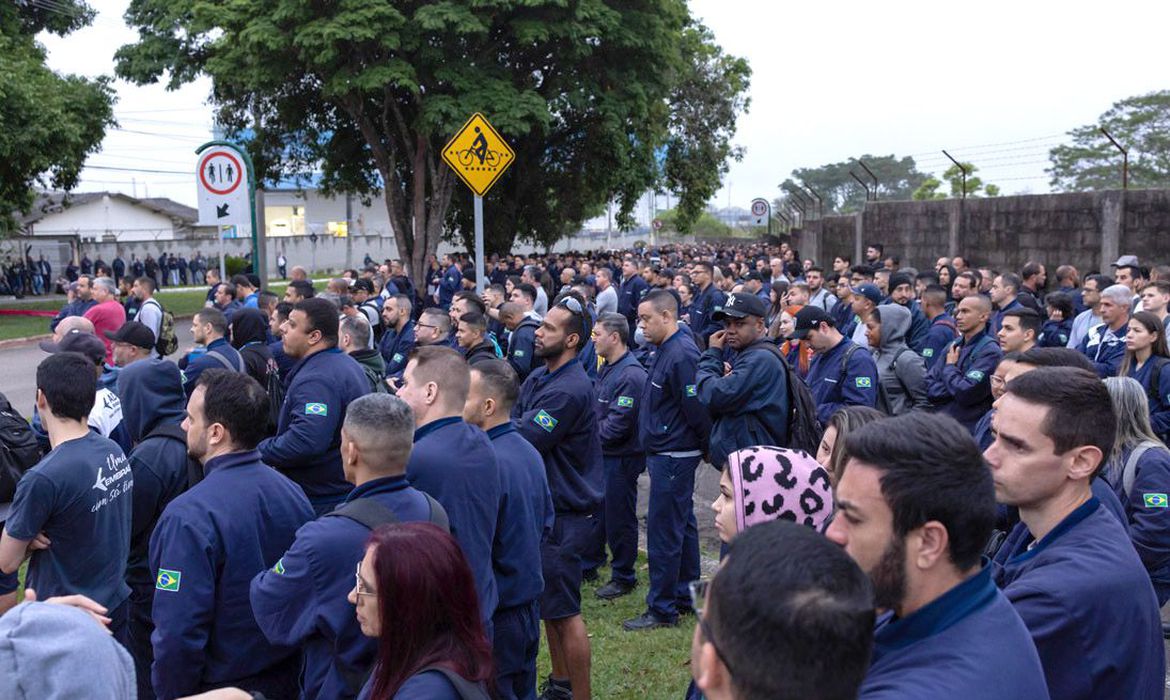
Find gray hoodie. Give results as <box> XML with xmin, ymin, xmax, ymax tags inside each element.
<box><xmin>871</xmin><ymin>304</ymin><xmax>929</xmax><ymax>415</ymax></box>
<box><xmin>0</xmin><ymin>602</ymin><xmax>136</xmax><ymax>699</ymax></box>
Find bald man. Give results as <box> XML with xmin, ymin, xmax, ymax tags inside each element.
<box><xmin>924</xmin><ymin>295</ymin><xmax>1003</xmax><ymax>435</ymax></box>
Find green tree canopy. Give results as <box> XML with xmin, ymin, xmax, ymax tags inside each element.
<box><xmin>912</xmin><ymin>163</ymin><xmax>999</xmax><ymax>200</ymax></box>
<box><xmin>777</xmin><ymin>154</ymin><xmax>929</xmax><ymax>216</ymax></box>
<box><xmin>0</xmin><ymin>2</ymin><xmax>115</xmax><ymax>235</ymax></box>
<box><xmin>116</xmin><ymin>0</ymin><xmax>750</xmax><ymax>280</ymax></box>
<box><xmin>1048</xmin><ymin>90</ymin><xmax>1170</xmax><ymax>191</ymax></box>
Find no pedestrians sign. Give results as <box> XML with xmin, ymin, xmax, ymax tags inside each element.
<box><xmin>196</xmin><ymin>148</ymin><xmax>251</xmax><ymax>227</ymax></box>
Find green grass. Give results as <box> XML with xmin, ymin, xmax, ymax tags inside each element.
<box><xmin>0</xmin><ymin>288</ymin><xmax>211</xmax><ymax>341</ymax></box>
<box><xmin>538</xmin><ymin>557</ymin><xmax>697</xmax><ymax>699</ymax></box>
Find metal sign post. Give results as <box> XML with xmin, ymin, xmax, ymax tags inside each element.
<box><xmin>441</xmin><ymin>113</ymin><xmax>515</xmax><ymax>294</ymax></box>
<box><xmin>195</xmin><ymin>140</ymin><xmax>259</xmax><ymax>277</ymax></box>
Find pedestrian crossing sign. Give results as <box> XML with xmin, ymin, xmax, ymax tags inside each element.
<box><xmin>156</xmin><ymin>569</ymin><xmax>182</xmax><ymax>592</ymax></box>
<box><xmin>534</xmin><ymin>410</ymin><xmax>558</xmax><ymax>432</ymax></box>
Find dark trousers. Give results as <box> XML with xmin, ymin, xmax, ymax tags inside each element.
<box><xmin>127</xmin><ymin>582</ymin><xmax>157</xmax><ymax>700</ymax></box>
<box><xmin>492</xmin><ymin>600</ymin><xmax>540</xmax><ymax>700</ymax></box>
<box><xmin>582</xmin><ymin>454</ymin><xmax>644</xmax><ymax>577</ymax></box>
<box><xmin>598</xmin><ymin>454</ymin><xmax>645</xmax><ymax>585</ymax></box>
<box><xmin>645</xmin><ymin>454</ymin><xmax>700</xmax><ymax>620</ymax></box>
<box><xmin>200</xmin><ymin>653</ymin><xmax>301</xmax><ymax>699</ymax></box>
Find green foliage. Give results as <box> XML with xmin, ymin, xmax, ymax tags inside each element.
<box><xmin>117</xmin><ymin>0</ymin><xmax>749</xmax><ymax>280</ymax></box>
<box><xmin>656</xmin><ymin>208</ymin><xmax>731</xmax><ymax>237</ymax></box>
<box><xmin>778</xmin><ymin>154</ymin><xmax>929</xmax><ymax>215</ymax></box>
<box><xmin>0</xmin><ymin>2</ymin><xmax>115</xmax><ymax>236</ymax></box>
<box><xmin>912</xmin><ymin>163</ymin><xmax>999</xmax><ymax>200</ymax></box>
<box><xmin>1048</xmin><ymin>90</ymin><xmax>1170</xmax><ymax>191</ymax></box>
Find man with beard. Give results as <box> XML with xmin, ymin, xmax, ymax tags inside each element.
<box><xmin>826</xmin><ymin>412</ymin><xmax>1048</xmax><ymax>698</ymax></box>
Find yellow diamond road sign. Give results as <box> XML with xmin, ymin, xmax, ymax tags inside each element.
<box><xmin>442</xmin><ymin>113</ymin><xmax>515</xmax><ymax>197</ymax></box>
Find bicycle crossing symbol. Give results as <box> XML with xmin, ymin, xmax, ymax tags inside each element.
<box><xmin>442</xmin><ymin>113</ymin><xmax>515</xmax><ymax>196</ymax></box>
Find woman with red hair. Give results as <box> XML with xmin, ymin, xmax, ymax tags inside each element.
<box><xmin>777</xmin><ymin>305</ymin><xmax>812</xmax><ymax>379</ymax></box>
<box><xmin>349</xmin><ymin>523</ymin><xmax>494</xmax><ymax>699</ymax></box>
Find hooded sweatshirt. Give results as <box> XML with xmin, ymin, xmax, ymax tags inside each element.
<box><xmin>117</xmin><ymin>359</ymin><xmax>191</xmax><ymax>593</ymax></box>
<box><xmin>871</xmin><ymin>304</ymin><xmax>929</xmax><ymax>416</ymax></box>
<box><xmin>727</xmin><ymin>446</ymin><xmax>834</xmax><ymax>532</ymax></box>
<box><xmin>0</xmin><ymin>602</ymin><xmax>137</xmax><ymax>700</ymax></box>
<box><xmin>231</xmin><ymin>307</ymin><xmax>277</xmax><ymax>388</ymax></box>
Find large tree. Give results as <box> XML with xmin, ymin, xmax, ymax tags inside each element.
<box><xmin>0</xmin><ymin>1</ymin><xmax>115</xmax><ymax>235</ymax></box>
<box><xmin>117</xmin><ymin>0</ymin><xmax>749</xmax><ymax>280</ymax></box>
<box><xmin>776</xmin><ymin>154</ymin><xmax>929</xmax><ymax>216</ymax></box>
<box><xmin>1048</xmin><ymin>90</ymin><xmax>1170</xmax><ymax>191</ymax></box>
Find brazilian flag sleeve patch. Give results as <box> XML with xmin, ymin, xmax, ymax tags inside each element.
<box><xmin>156</xmin><ymin>569</ymin><xmax>181</xmax><ymax>592</ymax></box>
<box><xmin>1144</xmin><ymin>493</ymin><xmax>1168</xmax><ymax>508</ymax></box>
<box><xmin>534</xmin><ymin>410</ymin><xmax>558</xmax><ymax>432</ymax></box>
<box><xmin>617</xmin><ymin>396</ymin><xmax>634</xmax><ymax>408</ymax></box>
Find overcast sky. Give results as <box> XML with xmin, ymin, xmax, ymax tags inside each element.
<box><xmin>39</xmin><ymin>0</ymin><xmax>1170</xmax><ymax>212</ymax></box>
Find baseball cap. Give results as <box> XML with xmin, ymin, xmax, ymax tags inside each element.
<box><xmin>714</xmin><ymin>292</ymin><xmax>768</xmax><ymax>321</ymax></box>
<box><xmin>1112</xmin><ymin>255</ymin><xmax>1140</xmax><ymax>268</ymax></box>
<box><xmin>853</xmin><ymin>283</ymin><xmax>883</xmax><ymax>305</ymax></box>
<box><xmin>744</xmin><ymin>271</ymin><xmax>762</xmax><ymax>282</ymax></box>
<box><xmin>104</xmin><ymin>321</ymin><xmax>155</xmax><ymax>350</ymax></box>
<box><xmin>351</xmin><ymin>278</ymin><xmax>375</xmax><ymax>294</ymax></box>
<box><xmin>790</xmin><ymin>306</ymin><xmax>835</xmax><ymax>340</ymax></box>
<box><xmin>39</xmin><ymin>331</ymin><xmax>106</xmax><ymax>365</ymax></box>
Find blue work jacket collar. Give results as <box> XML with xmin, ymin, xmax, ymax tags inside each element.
<box><xmin>874</xmin><ymin>562</ymin><xmax>997</xmax><ymax>653</ymax></box>
<box><xmin>413</xmin><ymin>416</ymin><xmax>462</xmax><ymax>443</ymax></box>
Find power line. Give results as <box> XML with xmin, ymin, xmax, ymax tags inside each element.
<box><xmin>85</xmin><ymin>165</ymin><xmax>191</xmax><ymax>175</ymax></box>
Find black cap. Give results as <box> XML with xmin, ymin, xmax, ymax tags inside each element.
<box><xmin>351</xmin><ymin>278</ymin><xmax>374</xmax><ymax>294</ymax></box>
<box><xmin>104</xmin><ymin>321</ymin><xmax>156</xmax><ymax>350</ymax></box>
<box><xmin>744</xmin><ymin>270</ymin><xmax>762</xmax><ymax>282</ymax></box>
<box><xmin>790</xmin><ymin>306</ymin><xmax>836</xmax><ymax>340</ymax></box>
<box><xmin>713</xmin><ymin>292</ymin><xmax>768</xmax><ymax>321</ymax></box>
<box><xmin>39</xmin><ymin>331</ymin><xmax>106</xmax><ymax>365</ymax></box>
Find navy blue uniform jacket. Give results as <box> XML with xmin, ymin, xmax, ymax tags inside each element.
<box><xmin>250</xmin><ymin>475</ymin><xmax>434</xmax><ymax>700</ymax></box>
<box><xmin>259</xmin><ymin>348</ymin><xmax>370</xmax><ymax>501</ymax></box>
<box><xmin>925</xmin><ymin>330</ymin><xmax>1002</xmax><ymax>432</ymax></box>
<box><xmin>639</xmin><ymin>329</ymin><xmax>712</xmax><ymax>455</ymax></box>
<box><xmin>507</xmin><ymin>317</ymin><xmax>541</xmax><ymax>382</ymax></box>
<box><xmin>595</xmin><ymin>351</ymin><xmax>647</xmax><ymax>458</ymax></box>
<box><xmin>617</xmin><ymin>273</ymin><xmax>650</xmax><ymax>332</ymax></box>
<box><xmin>1078</xmin><ymin>322</ymin><xmax>1127</xmax><ymax>378</ymax></box>
<box><xmin>1103</xmin><ymin>445</ymin><xmax>1170</xmax><ymax>602</ymax></box>
<box><xmin>512</xmin><ymin>358</ymin><xmax>604</xmax><ymax>514</ymax></box>
<box><xmin>696</xmin><ymin>340</ymin><xmax>789</xmax><ymax>467</ymax></box>
<box><xmin>378</xmin><ymin>320</ymin><xmax>416</xmax><ymax>380</ymax></box>
<box><xmin>487</xmin><ymin>424</ymin><xmax>555</xmax><ymax>609</ymax></box>
<box><xmin>861</xmin><ymin>565</ymin><xmax>1048</xmax><ymax>699</ymax></box>
<box><xmin>994</xmin><ymin>497</ymin><xmax>1164</xmax><ymax>700</ymax></box>
<box><xmin>921</xmin><ymin>313</ymin><xmax>958</xmax><ymax>370</ymax></box>
<box><xmin>407</xmin><ymin>417</ymin><xmax>501</xmax><ymax>621</ymax></box>
<box><xmin>688</xmin><ymin>283</ymin><xmax>727</xmax><ymax>346</ymax></box>
<box><xmin>439</xmin><ymin>264</ymin><xmax>462</xmax><ymax>308</ymax></box>
<box><xmin>149</xmin><ymin>450</ymin><xmax>313</xmax><ymax>700</ymax></box>
<box><xmin>1130</xmin><ymin>358</ymin><xmax>1170</xmax><ymax>439</ymax></box>
<box><xmin>806</xmin><ymin>338</ymin><xmax>879</xmax><ymax>427</ymax></box>
<box><xmin>269</xmin><ymin>340</ymin><xmax>296</xmax><ymax>381</ymax></box>
<box><xmin>182</xmin><ymin>337</ymin><xmax>243</xmax><ymax>396</ymax></box>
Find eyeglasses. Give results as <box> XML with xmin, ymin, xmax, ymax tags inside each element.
<box><xmin>354</xmin><ymin>562</ymin><xmax>375</xmax><ymax>599</ymax></box>
<box><xmin>689</xmin><ymin>579</ymin><xmax>736</xmax><ymax>677</ymax></box>
<box><xmin>990</xmin><ymin>374</ymin><xmax>1007</xmax><ymax>387</ymax></box>
<box><xmin>557</xmin><ymin>296</ymin><xmax>584</xmax><ymax>315</ymax></box>
<box><xmin>416</xmin><ymin>323</ymin><xmax>438</xmax><ymax>331</ymax></box>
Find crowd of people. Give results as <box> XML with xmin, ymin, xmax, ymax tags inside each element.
<box><xmin>1</xmin><ymin>238</ymin><xmax>1168</xmax><ymax>700</ymax></box>
<box><xmin>1</xmin><ymin>248</ymin><xmax>218</xmax><ymax>299</ymax></box>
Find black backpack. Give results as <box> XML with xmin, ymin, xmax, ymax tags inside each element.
<box><xmin>741</xmin><ymin>342</ymin><xmax>824</xmax><ymax>454</ymax></box>
<box><xmin>0</xmin><ymin>392</ymin><xmax>42</xmax><ymax>502</ymax></box>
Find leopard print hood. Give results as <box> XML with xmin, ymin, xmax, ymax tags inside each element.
<box><xmin>728</xmin><ymin>446</ymin><xmax>833</xmax><ymax>533</ymax></box>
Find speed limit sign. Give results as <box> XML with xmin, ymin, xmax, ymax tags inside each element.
<box><xmin>751</xmin><ymin>199</ymin><xmax>769</xmax><ymax>217</ymax></box>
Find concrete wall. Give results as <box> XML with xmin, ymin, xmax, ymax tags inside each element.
<box><xmin>800</xmin><ymin>188</ymin><xmax>1170</xmax><ymax>275</ymax></box>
